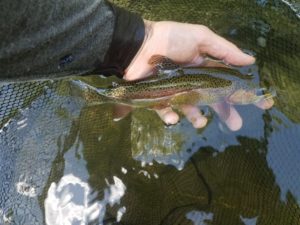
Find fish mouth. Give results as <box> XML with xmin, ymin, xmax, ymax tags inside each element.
<box><xmin>255</xmin><ymin>87</ymin><xmax>277</xmax><ymax>99</ymax></box>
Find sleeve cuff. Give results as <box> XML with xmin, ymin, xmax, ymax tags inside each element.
<box><xmin>95</xmin><ymin>4</ymin><xmax>145</xmax><ymax>78</ymax></box>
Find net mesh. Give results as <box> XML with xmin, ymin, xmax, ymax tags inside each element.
<box><xmin>1</xmin><ymin>0</ymin><xmax>300</xmax><ymax>224</ymax></box>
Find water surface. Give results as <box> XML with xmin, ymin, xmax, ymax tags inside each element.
<box><xmin>1</xmin><ymin>0</ymin><xmax>300</xmax><ymax>224</ymax></box>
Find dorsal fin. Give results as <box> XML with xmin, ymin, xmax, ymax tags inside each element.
<box><xmin>148</xmin><ymin>55</ymin><xmax>180</xmax><ymax>70</ymax></box>
<box><xmin>148</xmin><ymin>55</ymin><xmax>169</xmax><ymax>65</ymax></box>
<box><xmin>148</xmin><ymin>55</ymin><xmax>180</xmax><ymax>77</ymax></box>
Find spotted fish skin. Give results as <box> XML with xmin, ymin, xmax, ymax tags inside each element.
<box><xmin>92</xmin><ymin>67</ymin><xmax>270</xmax><ymax>109</ymax></box>
<box><xmin>79</xmin><ymin>56</ymin><xmax>275</xmax><ymax>108</ymax></box>
<box><xmin>102</xmin><ymin>73</ymin><xmax>233</xmax><ymax>100</ymax></box>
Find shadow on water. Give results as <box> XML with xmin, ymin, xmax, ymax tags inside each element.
<box><xmin>1</xmin><ymin>0</ymin><xmax>300</xmax><ymax>224</ymax></box>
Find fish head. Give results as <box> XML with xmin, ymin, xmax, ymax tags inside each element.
<box><xmin>227</xmin><ymin>87</ymin><xmax>276</xmax><ymax>105</ymax></box>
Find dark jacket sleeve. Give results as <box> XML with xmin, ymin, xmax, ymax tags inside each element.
<box><xmin>0</xmin><ymin>0</ymin><xmax>145</xmax><ymax>81</ymax></box>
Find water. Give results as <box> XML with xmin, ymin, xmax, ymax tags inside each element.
<box><xmin>1</xmin><ymin>0</ymin><xmax>300</xmax><ymax>224</ymax></box>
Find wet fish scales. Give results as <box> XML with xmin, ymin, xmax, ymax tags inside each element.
<box><xmin>78</xmin><ymin>55</ymin><xmax>275</xmax><ymax>108</ymax></box>
<box><xmin>104</xmin><ymin>74</ymin><xmax>232</xmax><ymax>100</ymax></box>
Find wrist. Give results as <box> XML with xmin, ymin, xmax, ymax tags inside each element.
<box><xmin>95</xmin><ymin>5</ymin><xmax>145</xmax><ymax>78</ymax></box>
<box><xmin>124</xmin><ymin>20</ymin><xmax>172</xmax><ymax>80</ymax></box>
<box><xmin>126</xmin><ymin>20</ymin><xmax>154</xmax><ymax>64</ymax></box>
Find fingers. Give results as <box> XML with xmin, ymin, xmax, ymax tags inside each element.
<box><xmin>180</xmin><ymin>105</ymin><xmax>208</xmax><ymax>129</ymax></box>
<box><xmin>155</xmin><ymin>105</ymin><xmax>208</xmax><ymax>129</ymax></box>
<box><xmin>155</xmin><ymin>98</ymin><xmax>272</xmax><ymax>131</ymax></box>
<box><xmin>211</xmin><ymin>102</ymin><xmax>243</xmax><ymax>131</ymax></box>
<box><xmin>199</xmin><ymin>27</ymin><xmax>255</xmax><ymax>66</ymax></box>
<box><xmin>156</xmin><ymin>107</ymin><xmax>180</xmax><ymax>125</ymax></box>
<box><xmin>156</xmin><ymin>103</ymin><xmax>242</xmax><ymax>131</ymax></box>
<box><xmin>210</xmin><ymin>97</ymin><xmax>274</xmax><ymax>131</ymax></box>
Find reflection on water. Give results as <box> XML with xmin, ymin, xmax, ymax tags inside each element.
<box><xmin>1</xmin><ymin>0</ymin><xmax>300</xmax><ymax>224</ymax></box>
<box><xmin>45</xmin><ymin>174</ymin><xmax>126</xmax><ymax>224</ymax></box>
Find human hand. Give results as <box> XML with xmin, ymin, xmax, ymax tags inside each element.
<box><xmin>124</xmin><ymin>21</ymin><xmax>274</xmax><ymax>131</ymax></box>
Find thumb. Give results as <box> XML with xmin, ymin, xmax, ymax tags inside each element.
<box><xmin>123</xmin><ymin>55</ymin><xmax>153</xmax><ymax>80</ymax></box>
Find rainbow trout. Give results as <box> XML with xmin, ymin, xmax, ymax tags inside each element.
<box><xmin>76</xmin><ymin>55</ymin><xmax>275</xmax><ymax>109</ymax></box>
